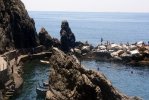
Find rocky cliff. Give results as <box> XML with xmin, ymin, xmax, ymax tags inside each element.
<box><xmin>0</xmin><ymin>91</ymin><xmax>3</xmax><ymax>100</ymax></box>
<box><xmin>46</xmin><ymin>47</ymin><xmax>141</xmax><ymax>100</ymax></box>
<box><xmin>0</xmin><ymin>0</ymin><xmax>38</xmax><ymax>54</ymax></box>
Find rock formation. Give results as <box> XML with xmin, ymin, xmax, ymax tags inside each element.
<box><xmin>0</xmin><ymin>91</ymin><xmax>3</xmax><ymax>100</ymax></box>
<box><xmin>46</xmin><ymin>47</ymin><xmax>141</xmax><ymax>100</ymax></box>
<box><xmin>0</xmin><ymin>0</ymin><xmax>38</xmax><ymax>54</ymax></box>
<box><xmin>73</xmin><ymin>41</ymin><xmax>149</xmax><ymax>66</ymax></box>
<box><xmin>60</xmin><ymin>20</ymin><xmax>76</xmax><ymax>52</ymax></box>
<box><xmin>38</xmin><ymin>27</ymin><xmax>53</xmax><ymax>49</ymax></box>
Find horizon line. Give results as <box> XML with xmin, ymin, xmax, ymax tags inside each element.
<box><xmin>27</xmin><ymin>10</ymin><xmax>149</xmax><ymax>13</ymax></box>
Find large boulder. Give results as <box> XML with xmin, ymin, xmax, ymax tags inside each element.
<box><xmin>129</xmin><ymin>45</ymin><xmax>137</xmax><ymax>51</ymax></box>
<box><xmin>46</xmin><ymin>47</ymin><xmax>140</xmax><ymax>100</ymax></box>
<box><xmin>81</xmin><ymin>46</ymin><xmax>91</xmax><ymax>54</ymax></box>
<box><xmin>111</xmin><ymin>50</ymin><xmax>124</xmax><ymax>57</ymax></box>
<box><xmin>97</xmin><ymin>45</ymin><xmax>106</xmax><ymax>50</ymax></box>
<box><xmin>110</xmin><ymin>44</ymin><xmax>122</xmax><ymax>51</ymax></box>
<box><xmin>0</xmin><ymin>0</ymin><xmax>38</xmax><ymax>54</ymax></box>
<box><xmin>38</xmin><ymin>28</ymin><xmax>53</xmax><ymax>49</ymax></box>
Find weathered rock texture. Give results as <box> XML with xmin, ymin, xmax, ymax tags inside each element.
<box><xmin>38</xmin><ymin>28</ymin><xmax>53</xmax><ymax>49</ymax></box>
<box><xmin>60</xmin><ymin>20</ymin><xmax>76</xmax><ymax>52</ymax></box>
<box><xmin>0</xmin><ymin>0</ymin><xmax>38</xmax><ymax>54</ymax></box>
<box><xmin>47</xmin><ymin>47</ymin><xmax>141</xmax><ymax>100</ymax></box>
<box><xmin>0</xmin><ymin>91</ymin><xmax>3</xmax><ymax>100</ymax></box>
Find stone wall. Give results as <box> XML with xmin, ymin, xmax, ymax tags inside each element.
<box><xmin>0</xmin><ymin>46</ymin><xmax>47</xmax><ymax>88</ymax></box>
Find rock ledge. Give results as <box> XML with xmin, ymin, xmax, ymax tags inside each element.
<box><xmin>46</xmin><ymin>47</ymin><xmax>141</xmax><ymax>100</ymax></box>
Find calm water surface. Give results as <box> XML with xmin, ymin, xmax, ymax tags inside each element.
<box><xmin>14</xmin><ymin>60</ymin><xmax>49</xmax><ymax>100</ymax></box>
<box><xmin>29</xmin><ymin>11</ymin><xmax>149</xmax><ymax>45</ymax></box>
<box><xmin>82</xmin><ymin>60</ymin><xmax>149</xmax><ymax>100</ymax></box>
<box><xmin>14</xmin><ymin>60</ymin><xmax>149</xmax><ymax>100</ymax></box>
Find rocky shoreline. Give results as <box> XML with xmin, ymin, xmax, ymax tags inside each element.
<box><xmin>46</xmin><ymin>47</ymin><xmax>141</xmax><ymax>100</ymax></box>
<box><xmin>74</xmin><ymin>41</ymin><xmax>149</xmax><ymax>66</ymax></box>
<box><xmin>0</xmin><ymin>0</ymin><xmax>146</xmax><ymax>99</ymax></box>
<box><xmin>0</xmin><ymin>0</ymin><xmax>38</xmax><ymax>98</ymax></box>
<box><xmin>0</xmin><ymin>47</ymin><xmax>52</xmax><ymax>99</ymax></box>
<box><xmin>0</xmin><ymin>46</ymin><xmax>143</xmax><ymax>100</ymax></box>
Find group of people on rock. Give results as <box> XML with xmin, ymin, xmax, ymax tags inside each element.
<box><xmin>38</xmin><ymin>20</ymin><xmax>76</xmax><ymax>53</ymax></box>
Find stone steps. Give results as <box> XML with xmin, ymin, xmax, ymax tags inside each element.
<box><xmin>4</xmin><ymin>80</ymin><xmax>16</xmax><ymax>98</ymax></box>
<box><xmin>5</xmin><ymin>94</ymin><xmax>13</xmax><ymax>97</ymax></box>
<box><xmin>5</xmin><ymin>91</ymin><xmax>14</xmax><ymax>95</ymax></box>
<box><xmin>4</xmin><ymin>89</ymin><xmax>15</xmax><ymax>98</ymax></box>
<box><xmin>5</xmin><ymin>80</ymin><xmax>14</xmax><ymax>88</ymax></box>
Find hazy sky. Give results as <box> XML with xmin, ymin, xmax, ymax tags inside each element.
<box><xmin>22</xmin><ymin>0</ymin><xmax>149</xmax><ymax>12</ymax></box>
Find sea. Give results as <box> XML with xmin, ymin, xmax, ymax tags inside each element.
<box><xmin>15</xmin><ymin>12</ymin><xmax>149</xmax><ymax>100</ymax></box>
<box><xmin>29</xmin><ymin>11</ymin><xmax>149</xmax><ymax>45</ymax></box>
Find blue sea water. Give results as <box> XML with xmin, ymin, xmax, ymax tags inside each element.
<box><xmin>82</xmin><ymin>61</ymin><xmax>149</xmax><ymax>100</ymax></box>
<box><xmin>18</xmin><ymin>12</ymin><xmax>149</xmax><ymax>100</ymax></box>
<box><xmin>29</xmin><ymin>11</ymin><xmax>149</xmax><ymax>45</ymax></box>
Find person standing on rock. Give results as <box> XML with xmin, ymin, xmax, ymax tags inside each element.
<box><xmin>60</xmin><ymin>20</ymin><xmax>76</xmax><ymax>52</ymax></box>
<box><xmin>101</xmin><ymin>37</ymin><xmax>103</xmax><ymax>45</ymax></box>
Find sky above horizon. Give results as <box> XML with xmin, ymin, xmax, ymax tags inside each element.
<box><xmin>22</xmin><ymin>0</ymin><xmax>149</xmax><ymax>12</ymax></box>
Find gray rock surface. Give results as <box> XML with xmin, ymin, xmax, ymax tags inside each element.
<box><xmin>0</xmin><ymin>0</ymin><xmax>38</xmax><ymax>54</ymax></box>
<box><xmin>46</xmin><ymin>47</ymin><xmax>141</xmax><ymax>100</ymax></box>
<box><xmin>0</xmin><ymin>91</ymin><xmax>3</xmax><ymax>100</ymax></box>
<box><xmin>38</xmin><ymin>27</ymin><xmax>53</xmax><ymax>49</ymax></box>
<box><xmin>60</xmin><ymin>20</ymin><xmax>76</xmax><ymax>52</ymax></box>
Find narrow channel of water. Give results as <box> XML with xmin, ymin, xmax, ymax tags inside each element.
<box><xmin>10</xmin><ymin>59</ymin><xmax>149</xmax><ymax>100</ymax></box>
<box><xmin>82</xmin><ymin>60</ymin><xmax>149</xmax><ymax>100</ymax></box>
<box><xmin>14</xmin><ymin>60</ymin><xmax>50</xmax><ymax>100</ymax></box>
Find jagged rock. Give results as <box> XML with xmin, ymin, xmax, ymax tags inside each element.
<box><xmin>52</xmin><ymin>38</ymin><xmax>61</xmax><ymax>48</ymax></box>
<box><xmin>74</xmin><ymin>48</ymin><xmax>82</xmax><ymax>57</ymax></box>
<box><xmin>0</xmin><ymin>91</ymin><xmax>3</xmax><ymax>100</ymax></box>
<box><xmin>75</xmin><ymin>41</ymin><xmax>84</xmax><ymax>48</ymax></box>
<box><xmin>122</xmin><ymin>44</ymin><xmax>129</xmax><ymax>51</ymax></box>
<box><xmin>136</xmin><ymin>41</ymin><xmax>144</xmax><ymax>47</ymax></box>
<box><xmin>0</xmin><ymin>56</ymin><xmax>7</xmax><ymax>71</ymax></box>
<box><xmin>111</xmin><ymin>50</ymin><xmax>124</xmax><ymax>57</ymax></box>
<box><xmin>0</xmin><ymin>0</ymin><xmax>38</xmax><ymax>54</ymax></box>
<box><xmin>46</xmin><ymin>90</ymin><xmax>57</xmax><ymax>100</ymax></box>
<box><xmin>60</xmin><ymin>20</ymin><xmax>76</xmax><ymax>52</ymax></box>
<box><xmin>81</xmin><ymin>46</ymin><xmax>91</xmax><ymax>54</ymax></box>
<box><xmin>129</xmin><ymin>45</ymin><xmax>137</xmax><ymax>51</ymax></box>
<box><xmin>113</xmin><ymin>56</ymin><xmax>122</xmax><ymax>61</ymax></box>
<box><xmin>97</xmin><ymin>45</ymin><xmax>106</xmax><ymax>50</ymax></box>
<box><xmin>38</xmin><ymin>27</ymin><xmax>53</xmax><ymax>49</ymax></box>
<box><xmin>46</xmin><ymin>47</ymin><xmax>141</xmax><ymax>100</ymax></box>
<box><xmin>92</xmin><ymin>51</ymin><xmax>112</xmax><ymax>60</ymax></box>
<box><xmin>130</xmin><ymin>50</ymin><xmax>140</xmax><ymax>56</ymax></box>
<box><xmin>110</xmin><ymin>44</ymin><xmax>122</xmax><ymax>51</ymax></box>
<box><xmin>120</xmin><ymin>52</ymin><xmax>132</xmax><ymax>62</ymax></box>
